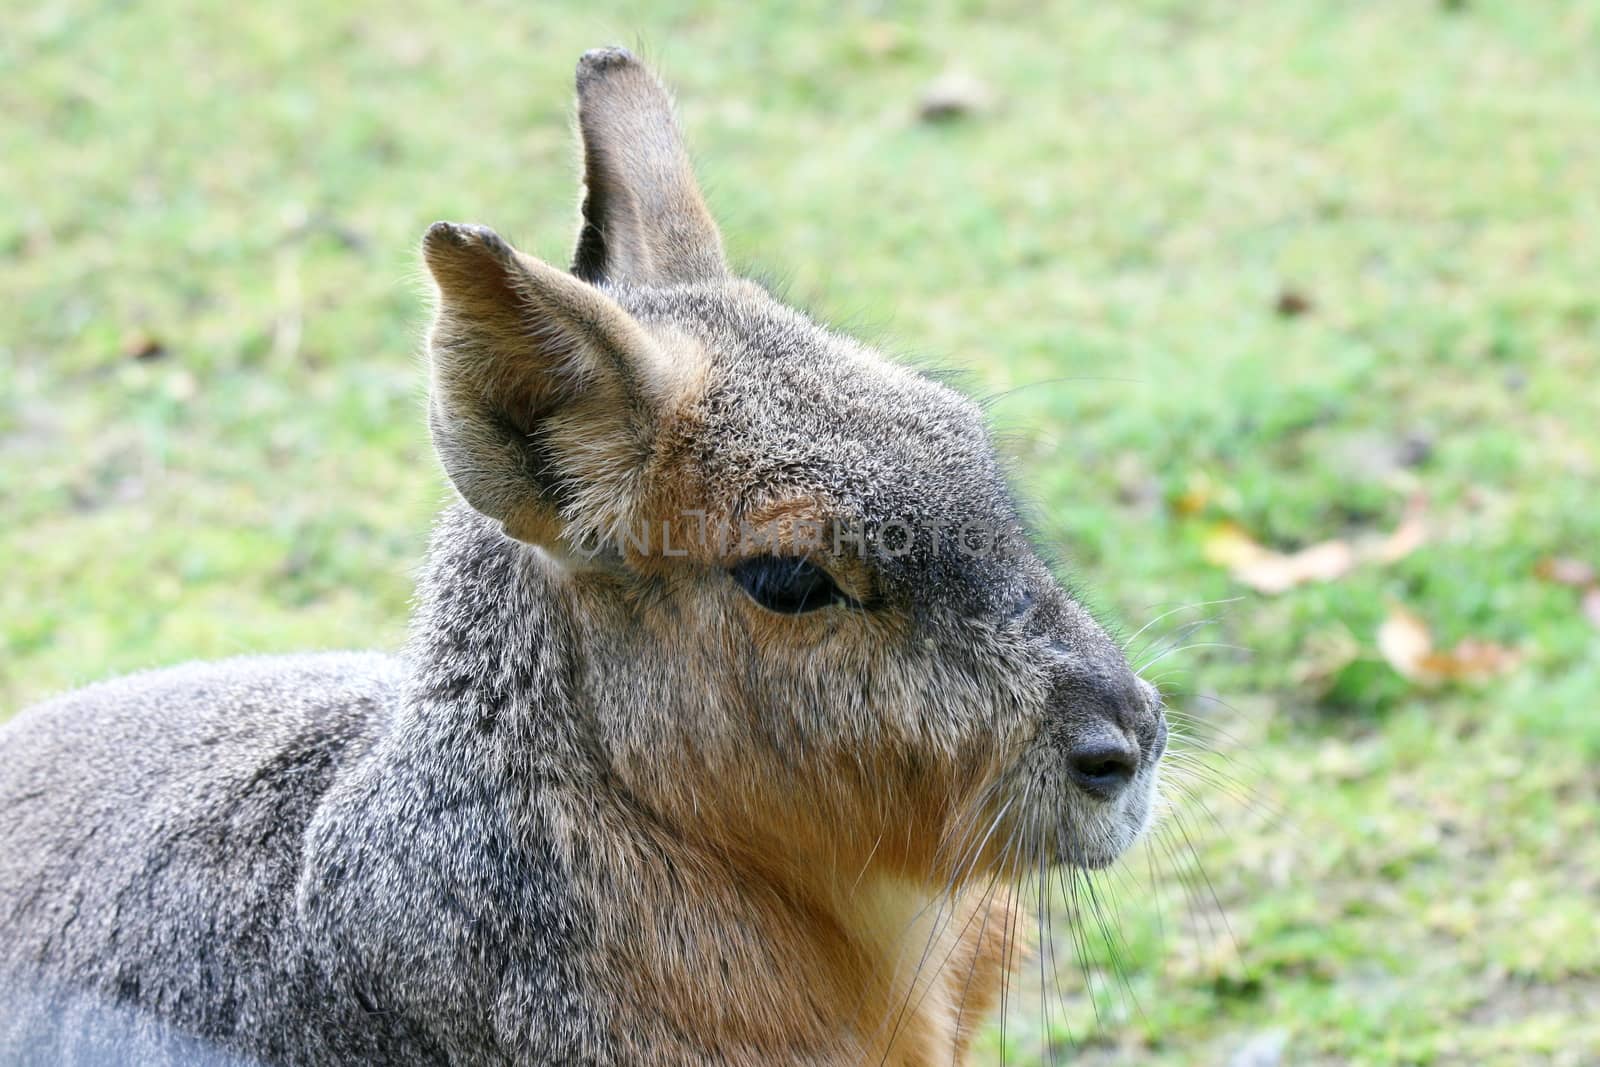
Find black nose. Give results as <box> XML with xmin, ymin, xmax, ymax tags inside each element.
<box><xmin>1066</xmin><ymin>735</ymin><xmax>1140</xmax><ymax>800</ymax></box>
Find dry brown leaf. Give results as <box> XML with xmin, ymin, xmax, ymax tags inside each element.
<box><xmin>1377</xmin><ymin>605</ymin><xmax>1435</xmax><ymax>681</ymax></box>
<box><xmin>1202</xmin><ymin>529</ymin><xmax>1356</xmax><ymax>594</ymax></box>
<box><xmin>1534</xmin><ymin>556</ymin><xmax>1597</xmax><ymax>588</ymax></box>
<box><xmin>1424</xmin><ymin>639</ymin><xmax>1522</xmax><ymax>681</ymax></box>
<box><xmin>1201</xmin><ymin>520</ymin><xmax>1358</xmax><ymax>594</ymax></box>
<box><xmin>1203</xmin><ymin>497</ymin><xmax>1427</xmax><ymax>595</ymax></box>
<box><xmin>1234</xmin><ymin>540</ymin><xmax>1358</xmax><ymax>595</ymax></box>
<box><xmin>1378</xmin><ymin>604</ymin><xmax>1523</xmax><ymax>686</ymax></box>
<box><xmin>1370</xmin><ymin>493</ymin><xmax>1428</xmax><ymax>564</ymax></box>
<box><xmin>1201</xmin><ymin>521</ymin><xmax>1265</xmax><ymax>568</ymax></box>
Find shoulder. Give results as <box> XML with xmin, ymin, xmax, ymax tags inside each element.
<box><xmin>0</xmin><ymin>652</ymin><xmax>405</xmax><ymax>799</ymax></box>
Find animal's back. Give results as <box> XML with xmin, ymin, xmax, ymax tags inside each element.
<box><xmin>0</xmin><ymin>652</ymin><xmax>403</xmax><ymax>1064</ymax></box>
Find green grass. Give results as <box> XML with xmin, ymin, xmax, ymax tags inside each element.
<box><xmin>4</xmin><ymin>2</ymin><xmax>1598</xmax><ymax>1063</ymax></box>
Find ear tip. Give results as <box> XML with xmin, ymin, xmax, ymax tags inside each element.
<box><xmin>423</xmin><ymin>221</ymin><xmax>515</xmax><ymax>267</ymax></box>
<box><xmin>424</xmin><ymin>220</ymin><xmax>500</xmax><ymax>246</ymax></box>
<box><xmin>576</xmin><ymin>46</ymin><xmax>645</xmax><ymax>93</ymax></box>
<box><xmin>424</xmin><ymin>220</ymin><xmax>469</xmax><ymax>249</ymax></box>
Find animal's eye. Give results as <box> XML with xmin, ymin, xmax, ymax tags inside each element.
<box><xmin>729</xmin><ymin>555</ymin><xmax>854</xmax><ymax>615</ymax></box>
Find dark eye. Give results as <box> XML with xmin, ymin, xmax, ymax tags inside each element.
<box><xmin>730</xmin><ymin>555</ymin><xmax>855</xmax><ymax>615</ymax></box>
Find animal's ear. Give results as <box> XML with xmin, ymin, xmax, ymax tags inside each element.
<box><xmin>571</xmin><ymin>47</ymin><xmax>726</xmax><ymax>286</ymax></box>
<box><xmin>422</xmin><ymin>221</ymin><xmax>684</xmax><ymax>549</ymax></box>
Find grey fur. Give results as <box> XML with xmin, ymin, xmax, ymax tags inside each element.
<box><xmin>0</xmin><ymin>48</ymin><xmax>1164</xmax><ymax>1065</ymax></box>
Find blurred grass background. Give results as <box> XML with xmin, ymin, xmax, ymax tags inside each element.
<box><xmin>3</xmin><ymin>1</ymin><xmax>1598</xmax><ymax>1063</ymax></box>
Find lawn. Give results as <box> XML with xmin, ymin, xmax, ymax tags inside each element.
<box><xmin>3</xmin><ymin>2</ymin><xmax>1598</xmax><ymax>1063</ymax></box>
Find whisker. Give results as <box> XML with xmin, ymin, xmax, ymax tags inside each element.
<box><xmin>949</xmin><ymin>870</ymin><xmax>1007</xmax><ymax>1065</ymax></box>
<box><xmin>1136</xmin><ymin>641</ymin><xmax>1252</xmax><ymax>673</ymax></box>
<box><xmin>1036</xmin><ymin>838</ymin><xmax>1064</xmax><ymax>1067</ymax></box>
<box><xmin>1076</xmin><ymin>862</ymin><xmax>1138</xmax><ymax>1028</ymax></box>
<box><xmin>1164</xmin><ymin>806</ymin><xmax>1240</xmax><ymax>958</ymax></box>
<box><xmin>1161</xmin><ymin>753</ymin><xmax>1274</xmax><ymax>821</ymax></box>
<box><xmin>1163</xmin><ymin>706</ymin><xmax>1255</xmax><ymax>744</ymax></box>
<box><xmin>875</xmin><ymin>791</ymin><xmax>1018</xmax><ymax>1062</ymax></box>
<box><xmin>1128</xmin><ymin>615</ymin><xmax>1223</xmax><ymax>668</ymax></box>
<box><xmin>990</xmin><ymin>779</ymin><xmax>1034</xmax><ymax>1064</ymax></box>
<box><xmin>1150</xmin><ymin>824</ymin><xmax>1219</xmax><ymax>961</ymax></box>
<box><xmin>1120</xmin><ymin>597</ymin><xmax>1243</xmax><ymax>655</ymax></box>
<box><xmin>1162</xmin><ymin>744</ymin><xmax>1289</xmax><ymax>833</ymax></box>
<box><xmin>1053</xmin><ymin>829</ymin><xmax>1104</xmax><ymax>1037</ymax></box>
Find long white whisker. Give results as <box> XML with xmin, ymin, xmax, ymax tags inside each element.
<box><xmin>1136</xmin><ymin>641</ymin><xmax>1253</xmax><ymax>673</ymax></box>
<box><xmin>1120</xmin><ymin>597</ymin><xmax>1243</xmax><ymax>653</ymax></box>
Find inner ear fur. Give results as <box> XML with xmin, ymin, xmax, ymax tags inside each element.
<box><xmin>572</xmin><ymin>47</ymin><xmax>726</xmax><ymax>286</ymax></box>
<box><xmin>422</xmin><ymin>220</ymin><xmax>685</xmax><ymax>548</ymax></box>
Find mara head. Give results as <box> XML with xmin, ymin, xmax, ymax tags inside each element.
<box><xmin>421</xmin><ymin>48</ymin><xmax>1166</xmax><ymax>898</ymax></box>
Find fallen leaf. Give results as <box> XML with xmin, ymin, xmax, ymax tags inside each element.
<box><xmin>1424</xmin><ymin>639</ymin><xmax>1521</xmax><ymax>681</ymax></box>
<box><xmin>1377</xmin><ymin>605</ymin><xmax>1434</xmax><ymax>681</ymax></box>
<box><xmin>1203</xmin><ymin>497</ymin><xmax>1427</xmax><ymax>594</ymax></box>
<box><xmin>1369</xmin><ymin>492</ymin><xmax>1428</xmax><ymax>564</ymax></box>
<box><xmin>1233</xmin><ymin>540</ymin><xmax>1356</xmax><ymax>595</ymax></box>
<box><xmin>1378</xmin><ymin>604</ymin><xmax>1523</xmax><ymax>686</ymax></box>
<box><xmin>1201</xmin><ymin>520</ymin><xmax>1263</xmax><ymax>569</ymax></box>
<box><xmin>1201</xmin><ymin>521</ymin><xmax>1357</xmax><ymax>593</ymax></box>
<box><xmin>1534</xmin><ymin>556</ymin><xmax>1597</xmax><ymax>588</ymax></box>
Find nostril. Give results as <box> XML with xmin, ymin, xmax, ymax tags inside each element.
<box><xmin>1067</xmin><ymin>740</ymin><xmax>1139</xmax><ymax>800</ymax></box>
